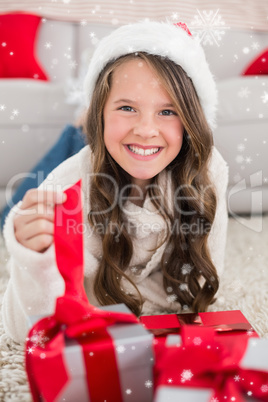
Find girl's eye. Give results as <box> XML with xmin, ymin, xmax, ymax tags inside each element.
<box><xmin>160</xmin><ymin>109</ymin><xmax>177</xmax><ymax>116</ymax></box>
<box><xmin>119</xmin><ymin>106</ymin><xmax>135</xmax><ymax>112</ymax></box>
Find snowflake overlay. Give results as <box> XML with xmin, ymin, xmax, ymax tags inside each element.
<box><xmin>181</xmin><ymin>263</ymin><xmax>192</xmax><ymax>275</ymax></box>
<box><xmin>27</xmin><ymin>330</ymin><xmax>50</xmax><ymax>350</ymax></box>
<box><xmin>144</xmin><ymin>380</ymin><xmax>153</xmax><ymax>388</ymax></box>
<box><xmin>193</xmin><ymin>336</ymin><xmax>202</xmax><ymax>345</ymax></box>
<box><xmin>189</xmin><ymin>9</ymin><xmax>229</xmax><ymax>46</ymax></box>
<box><xmin>180</xmin><ymin>369</ymin><xmax>193</xmax><ymax>383</ymax></box>
<box><xmin>116</xmin><ymin>345</ymin><xmax>126</xmax><ymax>353</ymax></box>
<box><xmin>238</xmin><ymin>87</ymin><xmax>251</xmax><ymax>99</ymax></box>
<box><xmin>261</xmin><ymin>91</ymin><xmax>268</xmax><ymax>104</ymax></box>
<box><xmin>166</xmin><ymin>294</ymin><xmax>177</xmax><ymax>303</ymax></box>
<box><xmin>261</xmin><ymin>384</ymin><xmax>268</xmax><ymax>393</ymax></box>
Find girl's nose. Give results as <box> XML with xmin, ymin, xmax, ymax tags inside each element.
<box><xmin>133</xmin><ymin>115</ymin><xmax>159</xmax><ymax>138</ymax></box>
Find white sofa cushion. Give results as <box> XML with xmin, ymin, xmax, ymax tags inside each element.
<box><xmin>0</xmin><ymin>80</ymin><xmax>77</xmax><ymax>209</ymax></box>
<box><xmin>37</xmin><ymin>19</ymin><xmax>77</xmax><ymax>82</ymax></box>
<box><xmin>0</xmin><ymin>79</ymin><xmax>76</xmax><ymax>125</ymax></box>
<box><xmin>213</xmin><ymin>76</ymin><xmax>268</xmax><ymax>214</ymax></box>
<box><xmin>216</xmin><ymin>76</ymin><xmax>268</xmax><ymax>123</ymax></box>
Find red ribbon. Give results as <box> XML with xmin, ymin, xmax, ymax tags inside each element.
<box><xmin>25</xmin><ymin>180</ymin><xmax>138</xmax><ymax>402</ymax></box>
<box><xmin>155</xmin><ymin>326</ymin><xmax>268</xmax><ymax>402</ymax></box>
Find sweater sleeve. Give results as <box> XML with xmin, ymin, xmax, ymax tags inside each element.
<box><xmin>2</xmin><ymin>147</ymin><xmax>89</xmax><ymax>343</ymax></box>
<box><xmin>2</xmin><ymin>207</ymin><xmax>64</xmax><ymax>343</ymax></box>
<box><xmin>207</xmin><ymin>146</ymin><xmax>229</xmax><ymax>277</ymax></box>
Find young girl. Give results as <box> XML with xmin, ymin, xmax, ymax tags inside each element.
<box><xmin>2</xmin><ymin>21</ymin><xmax>228</xmax><ymax>343</ymax></box>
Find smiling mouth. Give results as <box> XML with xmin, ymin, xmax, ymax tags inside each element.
<box><xmin>127</xmin><ymin>145</ymin><xmax>161</xmax><ymax>156</ymax></box>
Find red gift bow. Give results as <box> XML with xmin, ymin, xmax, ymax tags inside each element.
<box><xmin>25</xmin><ymin>180</ymin><xmax>138</xmax><ymax>402</ymax></box>
<box><xmin>155</xmin><ymin>326</ymin><xmax>268</xmax><ymax>402</ymax></box>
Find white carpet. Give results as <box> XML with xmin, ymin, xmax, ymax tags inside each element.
<box><xmin>0</xmin><ymin>215</ymin><xmax>267</xmax><ymax>401</ymax></box>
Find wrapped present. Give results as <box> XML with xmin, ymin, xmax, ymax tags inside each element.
<box><xmin>154</xmin><ymin>326</ymin><xmax>268</xmax><ymax>402</ymax></box>
<box><xmin>140</xmin><ymin>310</ymin><xmax>258</xmax><ymax>355</ymax></box>
<box><xmin>140</xmin><ymin>310</ymin><xmax>258</xmax><ymax>337</ymax></box>
<box><xmin>25</xmin><ymin>181</ymin><xmax>154</xmax><ymax>402</ymax></box>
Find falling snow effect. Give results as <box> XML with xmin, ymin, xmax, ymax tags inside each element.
<box><xmin>144</xmin><ymin>380</ymin><xmax>153</xmax><ymax>388</ymax></box>
<box><xmin>237</xmin><ymin>143</ymin><xmax>246</xmax><ymax>152</ymax></box>
<box><xmin>189</xmin><ymin>9</ymin><xmax>229</xmax><ymax>46</ymax></box>
<box><xmin>181</xmin><ymin>263</ymin><xmax>193</xmax><ymax>275</ymax></box>
<box><xmin>261</xmin><ymin>91</ymin><xmax>268</xmax><ymax>104</ymax></box>
<box><xmin>63</xmin><ymin>46</ymin><xmax>77</xmax><ymax>72</ymax></box>
<box><xmin>193</xmin><ymin>337</ymin><xmax>202</xmax><ymax>345</ymax></box>
<box><xmin>27</xmin><ymin>330</ymin><xmax>50</xmax><ymax>350</ymax></box>
<box><xmin>180</xmin><ymin>369</ymin><xmax>193</xmax><ymax>383</ymax></box>
<box><xmin>245</xmin><ymin>156</ymin><xmax>252</xmax><ymax>164</ymax></box>
<box><xmin>45</xmin><ymin>42</ymin><xmax>52</xmax><ymax>49</ymax></box>
<box><xmin>179</xmin><ymin>283</ymin><xmax>188</xmax><ymax>291</ymax></box>
<box><xmin>166</xmin><ymin>294</ymin><xmax>177</xmax><ymax>303</ymax></box>
<box><xmin>251</xmin><ymin>42</ymin><xmax>260</xmax><ymax>50</ymax></box>
<box><xmin>116</xmin><ymin>345</ymin><xmax>126</xmax><ymax>353</ymax></box>
<box><xmin>8</xmin><ymin>109</ymin><xmax>19</xmax><ymax>121</ymax></box>
<box><xmin>65</xmin><ymin>79</ymin><xmax>85</xmax><ymax>107</ymax></box>
<box><xmin>238</xmin><ymin>87</ymin><xmax>251</xmax><ymax>99</ymax></box>
<box><xmin>261</xmin><ymin>385</ymin><xmax>268</xmax><ymax>393</ymax></box>
<box><xmin>27</xmin><ymin>347</ymin><xmax>34</xmax><ymax>355</ymax></box>
<box><xmin>131</xmin><ymin>267</ymin><xmax>138</xmax><ymax>274</ymax></box>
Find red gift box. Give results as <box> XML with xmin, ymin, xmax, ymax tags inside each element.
<box><xmin>140</xmin><ymin>310</ymin><xmax>259</xmax><ymax>354</ymax></box>
<box><xmin>153</xmin><ymin>326</ymin><xmax>268</xmax><ymax>402</ymax></box>
<box><xmin>140</xmin><ymin>310</ymin><xmax>258</xmax><ymax>336</ymax></box>
<box><xmin>25</xmin><ymin>181</ymin><xmax>154</xmax><ymax>402</ymax></box>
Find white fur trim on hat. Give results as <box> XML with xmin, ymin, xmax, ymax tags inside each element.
<box><xmin>83</xmin><ymin>21</ymin><xmax>217</xmax><ymax>129</ymax></box>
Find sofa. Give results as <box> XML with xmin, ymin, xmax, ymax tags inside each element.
<box><xmin>0</xmin><ymin>15</ymin><xmax>267</xmax><ymax>216</ymax></box>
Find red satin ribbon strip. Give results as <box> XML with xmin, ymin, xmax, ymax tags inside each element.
<box><xmin>26</xmin><ymin>181</ymin><xmax>137</xmax><ymax>402</ymax></box>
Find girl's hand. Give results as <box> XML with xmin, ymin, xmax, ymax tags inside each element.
<box><xmin>14</xmin><ymin>189</ymin><xmax>66</xmax><ymax>253</ymax></box>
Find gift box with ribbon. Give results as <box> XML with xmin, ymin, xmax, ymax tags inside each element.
<box><xmin>154</xmin><ymin>326</ymin><xmax>268</xmax><ymax>402</ymax></box>
<box><xmin>140</xmin><ymin>310</ymin><xmax>259</xmax><ymax>357</ymax></box>
<box><xmin>140</xmin><ymin>310</ymin><xmax>258</xmax><ymax>337</ymax></box>
<box><xmin>25</xmin><ymin>181</ymin><xmax>154</xmax><ymax>402</ymax></box>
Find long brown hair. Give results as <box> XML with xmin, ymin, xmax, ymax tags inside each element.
<box><xmin>85</xmin><ymin>52</ymin><xmax>218</xmax><ymax>316</ymax></box>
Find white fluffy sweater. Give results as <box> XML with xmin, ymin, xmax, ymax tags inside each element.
<box><xmin>2</xmin><ymin>145</ymin><xmax>228</xmax><ymax>343</ymax></box>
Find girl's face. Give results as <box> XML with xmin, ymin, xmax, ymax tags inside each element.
<box><xmin>103</xmin><ymin>58</ymin><xmax>184</xmax><ymax>190</ymax></box>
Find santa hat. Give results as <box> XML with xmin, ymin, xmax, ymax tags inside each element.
<box><xmin>84</xmin><ymin>21</ymin><xmax>217</xmax><ymax>129</ymax></box>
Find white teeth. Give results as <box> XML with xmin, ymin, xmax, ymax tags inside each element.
<box><xmin>128</xmin><ymin>145</ymin><xmax>160</xmax><ymax>156</ymax></box>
